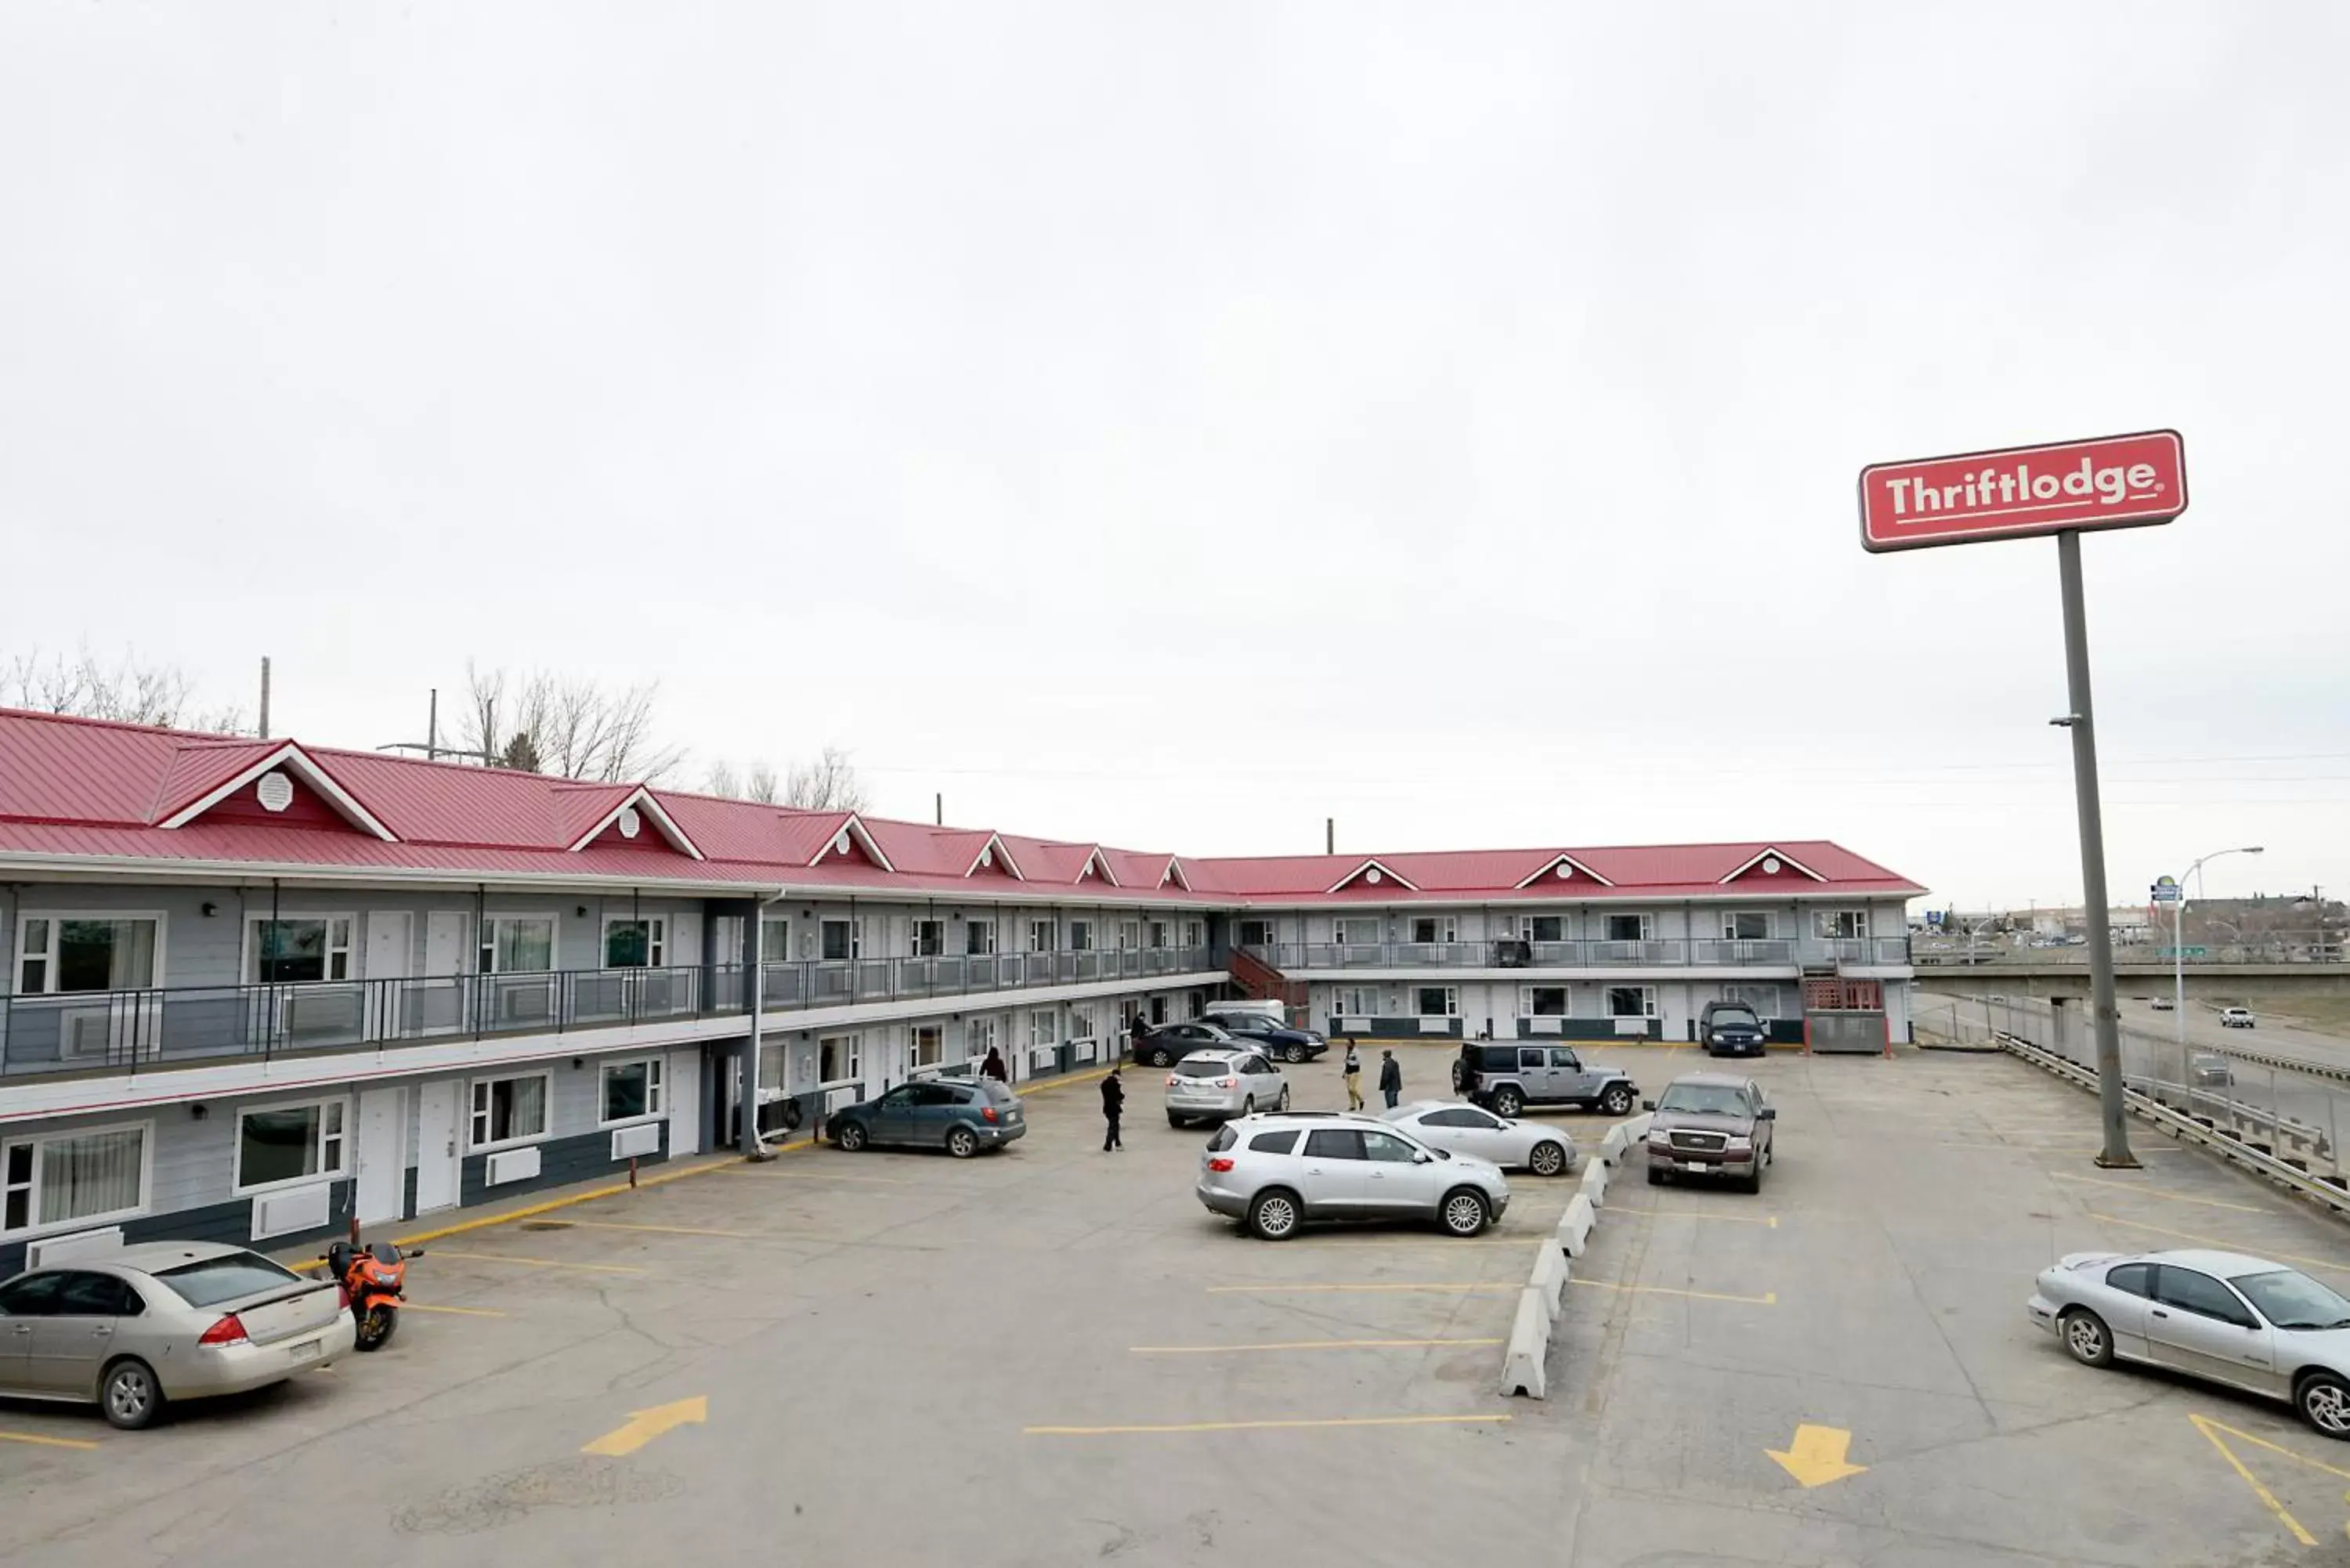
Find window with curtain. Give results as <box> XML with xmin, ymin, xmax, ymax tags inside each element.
<box><xmin>479</xmin><ymin>917</ymin><xmax>555</xmax><ymax>974</ymax></box>
<box><xmin>16</xmin><ymin>917</ymin><xmax>161</xmax><ymax>995</ymax></box>
<box><xmin>761</xmin><ymin>919</ymin><xmax>791</xmax><ymax>963</ymax></box>
<box><xmin>468</xmin><ymin>1073</ymin><xmax>551</xmax><ymax>1149</ymax></box>
<box><xmin>819</xmin><ymin>1034</ymin><xmax>861</xmax><ymax>1083</ymax></box>
<box><xmin>2</xmin><ymin>1125</ymin><xmax>148</xmax><ymax>1234</ymax></box>
<box><xmin>235</xmin><ymin>1100</ymin><xmax>347</xmax><ymax>1192</ymax></box>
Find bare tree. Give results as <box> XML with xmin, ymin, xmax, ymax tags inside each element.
<box><xmin>745</xmin><ymin>761</ymin><xmax>780</xmax><ymax>804</ymax></box>
<box><xmin>703</xmin><ymin>760</ymin><xmax>741</xmax><ymax>798</ymax></box>
<box><xmin>786</xmin><ymin>745</ymin><xmax>870</xmax><ymax>812</ymax></box>
<box><xmin>458</xmin><ymin>661</ymin><xmax>685</xmax><ymax>782</ymax></box>
<box><xmin>5</xmin><ymin>645</ymin><xmax>245</xmax><ymax>734</ymax></box>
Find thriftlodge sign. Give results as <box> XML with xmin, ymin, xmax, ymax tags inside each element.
<box><xmin>1857</xmin><ymin>429</ymin><xmax>2188</xmax><ymax>552</ymax></box>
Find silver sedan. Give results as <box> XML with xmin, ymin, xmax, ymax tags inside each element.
<box><xmin>1379</xmin><ymin>1100</ymin><xmax>1577</xmax><ymax>1177</ymax></box>
<box><xmin>0</xmin><ymin>1241</ymin><xmax>355</xmax><ymax>1428</ymax></box>
<box><xmin>2028</xmin><ymin>1245</ymin><xmax>2350</xmax><ymax>1436</ymax></box>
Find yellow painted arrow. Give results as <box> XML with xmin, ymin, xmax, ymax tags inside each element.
<box><xmin>1766</xmin><ymin>1423</ymin><xmax>1867</xmax><ymax>1487</ymax></box>
<box><xmin>581</xmin><ymin>1396</ymin><xmax>707</xmax><ymax>1458</ymax></box>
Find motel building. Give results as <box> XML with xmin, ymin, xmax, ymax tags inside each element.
<box><xmin>0</xmin><ymin>709</ymin><xmax>1922</xmax><ymax>1273</ymax></box>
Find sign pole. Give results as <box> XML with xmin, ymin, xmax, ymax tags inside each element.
<box><xmin>2055</xmin><ymin>528</ymin><xmax>2136</xmax><ymax>1169</ymax></box>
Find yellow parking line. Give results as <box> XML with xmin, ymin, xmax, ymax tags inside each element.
<box><xmin>2084</xmin><ymin>1214</ymin><xmax>2350</xmax><ymax>1275</ymax></box>
<box><xmin>1025</xmin><ymin>1413</ymin><xmax>1509</xmax><ymax>1436</ymax></box>
<box><xmin>1619</xmin><ymin>1209</ymin><xmax>1780</xmax><ymax>1228</ymax></box>
<box><xmin>401</xmin><ymin>1303</ymin><xmax>508</xmax><ymax>1317</ymax></box>
<box><xmin>558</xmin><ymin>1219</ymin><xmax>753</xmax><ymax>1239</ymax></box>
<box><xmin>0</xmin><ymin>1429</ymin><xmax>100</xmax><ymax>1451</ymax></box>
<box><xmin>1205</xmin><ymin>1282</ymin><xmax>1517</xmax><ymax>1295</ymax></box>
<box><xmin>2049</xmin><ymin>1172</ymin><xmax>2272</xmax><ymax>1214</ymax></box>
<box><xmin>1569</xmin><ymin>1279</ymin><xmax>1777</xmax><ymax>1306</ymax></box>
<box><xmin>427</xmin><ymin>1251</ymin><xmax>649</xmax><ymax>1276</ymax></box>
<box><xmin>1131</xmin><ymin>1337</ymin><xmax>1504</xmax><ymax>1354</ymax></box>
<box><xmin>2189</xmin><ymin>1413</ymin><xmax>2319</xmax><ymax>1547</ymax></box>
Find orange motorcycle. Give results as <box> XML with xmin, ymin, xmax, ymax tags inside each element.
<box><xmin>327</xmin><ymin>1240</ymin><xmax>422</xmax><ymax>1351</ymax></box>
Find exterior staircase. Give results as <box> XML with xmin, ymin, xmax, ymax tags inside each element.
<box><xmin>1228</xmin><ymin>945</ymin><xmax>1311</xmax><ymax>1027</ymax></box>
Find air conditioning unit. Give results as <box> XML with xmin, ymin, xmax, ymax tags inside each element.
<box><xmin>284</xmin><ymin>988</ymin><xmax>362</xmax><ymax>1042</ymax></box>
<box><xmin>485</xmin><ymin>1146</ymin><xmax>542</xmax><ymax>1187</ymax></box>
<box><xmin>26</xmin><ymin>1226</ymin><xmax>125</xmax><ymax>1268</ymax></box>
<box><xmin>251</xmin><ymin>1183</ymin><xmax>331</xmax><ymax>1240</ymax></box>
<box><xmin>610</xmin><ymin>1122</ymin><xmax>661</xmax><ymax>1160</ymax></box>
<box><xmin>61</xmin><ymin>1006</ymin><xmax>115</xmax><ymax>1059</ymax></box>
<box><xmin>497</xmin><ymin>985</ymin><xmax>552</xmax><ymax>1026</ymax></box>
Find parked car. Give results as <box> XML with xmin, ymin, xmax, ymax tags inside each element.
<box><xmin>1642</xmin><ymin>1072</ymin><xmax>1776</xmax><ymax>1192</ymax></box>
<box><xmin>1200</xmin><ymin>1007</ymin><xmax>1331</xmax><ymax>1063</ymax></box>
<box><xmin>0</xmin><ymin>1241</ymin><xmax>354</xmax><ymax>1429</ymax></box>
<box><xmin>1450</xmin><ymin>1041</ymin><xmax>1639</xmax><ymax>1118</ymax></box>
<box><xmin>1166</xmin><ymin>1048</ymin><xmax>1289</xmax><ymax>1125</ymax></box>
<box><xmin>2190</xmin><ymin>1052</ymin><xmax>2236</xmax><ymax>1087</ymax></box>
<box><xmin>2029</xmin><ymin>1248</ymin><xmax>2350</xmax><ymax>1437</ymax></box>
<box><xmin>2150</xmin><ymin>995</ymin><xmax>2175</xmax><ymax>1011</ymax></box>
<box><xmin>1699</xmin><ymin>1001</ymin><xmax>1768</xmax><ymax>1058</ymax></box>
<box><xmin>1133</xmin><ymin>1020</ymin><xmax>1244</xmax><ymax>1068</ymax></box>
<box><xmin>829</xmin><ymin>1077</ymin><xmax>1025</xmax><ymax>1156</ymax></box>
<box><xmin>1195</xmin><ymin>1111</ymin><xmax>1509</xmax><ymax>1241</ymax></box>
<box><xmin>1379</xmin><ymin>1100</ymin><xmax>1575</xmax><ymax>1176</ymax></box>
<box><xmin>2222</xmin><ymin>1006</ymin><xmax>2257</xmax><ymax>1029</ymax></box>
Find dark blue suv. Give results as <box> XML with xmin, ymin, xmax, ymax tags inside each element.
<box><xmin>1202</xmin><ymin>1010</ymin><xmax>1330</xmax><ymax>1064</ymax></box>
<box><xmin>1701</xmin><ymin>1002</ymin><xmax>1768</xmax><ymax>1058</ymax></box>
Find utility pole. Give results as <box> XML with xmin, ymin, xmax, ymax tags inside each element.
<box><xmin>426</xmin><ymin>688</ymin><xmax>439</xmax><ymax>762</ymax></box>
<box><xmin>258</xmin><ymin>657</ymin><xmax>272</xmax><ymax>739</ymax></box>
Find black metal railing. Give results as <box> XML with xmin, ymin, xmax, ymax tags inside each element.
<box><xmin>0</xmin><ymin>945</ymin><xmax>1219</xmax><ymax>1077</ymax></box>
<box><xmin>1242</xmin><ymin>937</ymin><xmax>1904</xmax><ymax>970</ymax></box>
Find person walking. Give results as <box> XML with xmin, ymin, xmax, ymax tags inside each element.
<box><xmin>1378</xmin><ymin>1048</ymin><xmax>1402</xmax><ymax>1109</ymax></box>
<box><xmin>980</xmin><ymin>1046</ymin><xmax>1008</xmax><ymax>1083</ymax></box>
<box><xmin>1101</xmin><ymin>1065</ymin><xmax>1126</xmax><ymax>1151</ymax></box>
<box><xmin>1128</xmin><ymin>1012</ymin><xmax>1148</xmax><ymax>1060</ymax></box>
<box><xmin>1342</xmin><ymin>1042</ymin><xmax>1364</xmax><ymax>1111</ymax></box>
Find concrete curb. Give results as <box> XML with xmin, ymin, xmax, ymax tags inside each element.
<box><xmin>1578</xmin><ymin>1156</ymin><xmax>1609</xmax><ymax>1209</ymax></box>
<box><xmin>1500</xmin><ymin>1284</ymin><xmax>1550</xmax><ymax>1399</ymax></box>
<box><xmin>1556</xmin><ymin>1192</ymin><xmax>1596</xmax><ymax>1258</ymax></box>
<box><xmin>1599</xmin><ymin>1112</ymin><xmax>1654</xmax><ymax>1167</ymax></box>
<box><xmin>1529</xmin><ymin>1239</ymin><xmax>1567</xmax><ymax>1315</ymax></box>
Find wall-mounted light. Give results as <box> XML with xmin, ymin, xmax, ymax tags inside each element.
<box><xmin>577</xmin><ymin>905</ymin><xmax>590</xmax><ymax>918</ymax></box>
<box><xmin>188</xmin><ymin>1103</ymin><xmax>207</xmax><ymax>1121</ymax></box>
<box><xmin>570</xmin><ymin>1057</ymin><xmax>585</xmax><ymax>1070</ymax></box>
<box><xmin>201</xmin><ymin>901</ymin><xmax>218</xmax><ymax>918</ymax></box>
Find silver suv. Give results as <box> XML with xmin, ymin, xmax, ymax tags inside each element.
<box><xmin>1195</xmin><ymin>1111</ymin><xmax>1510</xmax><ymax>1241</ymax></box>
<box><xmin>1165</xmin><ymin>1048</ymin><xmax>1289</xmax><ymax>1127</ymax></box>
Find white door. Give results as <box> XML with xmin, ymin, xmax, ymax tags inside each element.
<box><xmin>355</xmin><ymin>1086</ymin><xmax>407</xmax><ymax>1227</ymax></box>
<box><xmin>669</xmin><ymin>1048</ymin><xmax>703</xmax><ymax>1157</ymax></box>
<box><xmin>366</xmin><ymin>911</ymin><xmax>412</xmax><ymax>1039</ymax></box>
<box><xmin>414</xmin><ymin>1080</ymin><xmax>462</xmax><ymax>1213</ymax></box>
<box><xmin>421</xmin><ymin>912</ymin><xmax>468</xmax><ymax>1035</ymax></box>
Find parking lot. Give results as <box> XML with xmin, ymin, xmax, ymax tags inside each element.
<box><xmin>11</xmin><ymin>1042</ymin><xmax>2350</xmax><ymax>1566</ymax></box>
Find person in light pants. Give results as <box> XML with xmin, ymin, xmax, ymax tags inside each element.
<box><xmin>1342</xmin><ymin>1042</ymin><xmax>1364</xmax><ymax>1111</ymax></box>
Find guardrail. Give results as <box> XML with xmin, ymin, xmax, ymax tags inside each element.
<box><xmin>1246</xmin><ymin>939</ymin><xmax>1908</xmax><ymax>972</ymax></box>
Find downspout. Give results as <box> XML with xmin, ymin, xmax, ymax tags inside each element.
<box><xmin>740</xmin><ymin>888</ymin><xmax>786</xmax><ymax>1160</ymax></box>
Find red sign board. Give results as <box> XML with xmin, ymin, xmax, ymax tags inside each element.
<box><xmin>1857</xmin><ymin>430</ymin><xmax>2187</xmax><ymax>552</ymax></box>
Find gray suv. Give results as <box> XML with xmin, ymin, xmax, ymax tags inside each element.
<box><xmin>1196</xmin><ymin>1111</ymin><xmax>1510</xmax><ymax>1241</ymax></box>
<box><xmin>829</xmin><ymin>1078</ymin><xmax>1026</xmax><ymax>1157</ymax></box>
<box><xmin>1452</xmin><ymin>1042</ymin><xmax>1639</xmax><ymax>1118</ymax></box>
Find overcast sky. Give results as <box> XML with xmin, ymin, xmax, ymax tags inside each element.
<box><xmin>4</xmin><ymin>2</ymin><xmax>2345</xmax><ymax>914</ymax></box>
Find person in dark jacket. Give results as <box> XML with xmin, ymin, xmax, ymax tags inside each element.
<box><xmin>1378</xmin><ymin>1049</ymin><xmax>1402</xmax><ymax>1109</ymax></box>
<box><xmin>1129</xmin><ymin>1013</ymin><xmax>1148</xmax><ymax>1058</ymax></box>
<box><xmin>1101</xmin><ymin>1065</ymin><xmax>1126</xmax><ymax>1151</ymax></box>
<box><xmin>981</xmin><ymin>1046</ymin><xmax>1008</xmax><ymax>1082</ymax></box>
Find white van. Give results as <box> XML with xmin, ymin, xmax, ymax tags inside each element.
<box><xmin>1203</xmin><ymin>999</ymin><xmax>1289</xmax><ymax>1026</ymax></box>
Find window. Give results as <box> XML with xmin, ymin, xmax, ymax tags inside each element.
<box><xmin>57</xmin><ymin>1271</ymin><xmax>140</xmax><ymax>1316</ymax></box>
<box><xmin>1238</xmin><ymin>919</ymin><xmax>1275</xmax><ymax>948</ymax></box>
<box><xmin>604</xmin><ymin>917</ymin><xmax>667</xmax><ymax>968</ymax></box>
<box><xmin>2104</xmin><ymin>1262</ymin><xmax>2154</xmax><ymax>1299</ymax></box>
<box><xmin>2153</xmin><ymin>1266</ymin><xmax>2258</xmax><ymax>1328</ymax></box>
<box><xmin>2</xmin><ymin>1123</ymin><xmax>149</xmax><ymax>1234</ymax></box>
<box><xmin>1336</xmin><ymin>987</ymin><xmax>1380</xmax><ymax>1017</ymax></box>
<box><xmin>1142</xmin><ymin>920</ymin><xmax>1166</xmax><ymax>948</ymax></box>
<box><xmin>964</xmin><ymin>1016</ymin><xmax>998</xmax><ymax>1061</ymax></box>
<box><xmin>1523</xmin><ymin>986</ymin><xmax>1568</xmax><ymax>1017</ymax></box>
<box><xmin>468</xmin><ymin>1071</ymin><xmax>551</xmax><ymax>1150</ymax></box>
<box><xmin>909</xmin><ymin>1024</ymin><xmax>945</xmax><ymax>1069</ymax></box>
<box><xmin>599</xmin><ymin>1057</ymin><xmax>666</xmax><ymax>1124</ymax></box>
<box><xmin>2229</xmin><ymin>1270</ymin><xmax>2350</xmax><ymax>1330</ymax></box>
<box><xmin>1548</xmin><ymin>1048</ymin><xmax>1580</xmax><ymax>1068</ymax></box>
<box><xmin>966</xmin><ymin>919</ymin><xmax>996</xmax><ymax>956</ymax></box>
<box><xmin>1246</xmin><ymin>1129</ymin><xmax>1300</xmax><ymax>1155</ymax></box>
<box><xmin>1028</xmin><ymin>919</ymin><xmax>1054</xmax><ymax>952</ymax></box>
<box><xmin>1068</xmin><ymin>919</ymin><xmax>1094</xmax><ymax>951</ymax></box>
<box><xmin>761</xmin><ymin>917</ymin><xmax>791</xmax><ymax>963</ymax></box>
<box><xmin>1182</xmin><ymin>920</ymin><xmax>1202</xmax><ymax>948</ymax></box>
<box><xmin>16</xmin><ymin>916</ymin><xmax>162</xmax><ymax>994</ymax></box>
<box><xmin>1603</xmin><ymin>913</ymin><xmax>1651</xmax><ymax>943</ymax></box>
<box><xmin>1030</xmin><ymin>1010</ymin><xmax>1058</xmax><ymax>1049</ymax></box>
<box><xmin>1606</xmin><ymin>986</ymin><xmax>1657</xmax><ymax>1018</ymax></box>
<box><xmin>155</xmin><ymin>1252</ymin><xmax>302</xmax><ymax>1308</ymax></box>
<box><xmin>1334</xmin><ymin>917</ymin><xmax>1381</xmax><ymax>946</ymax></box>
<box><xmin>1725</xmin><ymin>984</ymin><xmax>1781</xmax><ymax>1021</ymax></box>
<box><xmin>1524</xmin><ymin>915</ymin><xmax>1564</xmax><ymax>943</ymax></box>
<box><xmin>248</xmin><ymin>917</ymin><xmax>353</xmax><ymax>983</ymax></box>
<box><xmin>1409</xmin><ymin>916</ymin><xmax>1456</xmax><ymax>945</ymax></box>
<box><xmin>819</xmin><ymin>1034</ymin><xmax>861</xmax><ymax>1084</ymax></box>
<box><xmin>1118</xmin><ymin>920</ymin><xmax>1140</xmax><ymax>951</ymax></box>
<box><xmin>1519</xmin><ymin>1048</ymin><xmax>1546</xmax><ymax>1071</ymax></box>
<box><xmin>479</xmin><ymin>916</ymin><xmax>555</xmax><ymax>974</ymax></box>
<box><xmin>1723</xmin><ymin>911</ymin><xmax>1772</xmax><ymax>940</ymax></box>
<box><xmin>1813</xmin><ymin>909</ymin><xmax>1870</xmax><ymax>940</ymax></box>
<box><xmin>1303</xmin><ymin>1128</ymin><xmax>1365</xmax><ymax>1160</ymax></box>
<box><xmin>1360</xmin><ymin>1129</ymin><xmax>1419</xmax><ymax>1162</ymax></box>
<box><xmin>1416</xmin><ymin>986</ymin><xmax>1458</xmax><ymax>1018</ymax></box>
<box><xmin>757</xmin><ymin>1039</ymin><xmax>785</xmax><ymax>1095</ymax></box>
<box><xmin>235</xmin><ymin>1100</ymin><xmax>348</xmax><ymax>1193</ymax></box>
<box><xmin>820</xmin><ymin>919</ymin><xmax>859</xmax><ymax>961</ymax></box>
<box><xmin>906</xmin><ymin>919</ymin><xmax>943</xmax><ymax>957</ymax></box>
<box><xmin>1424</xmin><ymin>1107</ymin><xmax>1500</xmax><ymax>1130</ymax></box>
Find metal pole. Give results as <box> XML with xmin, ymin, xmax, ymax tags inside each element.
<box><xmin>2056</xmin><ymin>529</ymin><xmax>2135</xmax><ymax>1167</ymax></box>
<box><xmin>741</xmin><ymin>894</ymin><xmax>773</xmax><ymax>1158</ymax></box>
<box><xmin>2174</xmin><ymin>883</ymin><xmax>2187</xmax><ymax>1088</ymax></box>
<box><xmin>258</xmin><ymin>657</ymin><xmax>271</xmax><ymax>739</ymax></box>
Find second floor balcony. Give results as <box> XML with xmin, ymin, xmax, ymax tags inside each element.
<box><xmin>0</xmin><ymin>945</ymin><xmax>1220</xmax><ymax>1079</ymax></box>
<box><xmin>1246</xmin><ymin>937</ymin><xmax>1911</xmax><ymax>971</ymax></box>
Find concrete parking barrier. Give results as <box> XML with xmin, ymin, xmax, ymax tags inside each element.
<box><xmin>1556</xmin><ymin>1192</ymin><xmax>1596</xmax><ymax>1258</ymax></box>
<box><xmin>1579</xmin><ymin>1156</ymin><xmax>1608</xmax><ymax>1209</ymax></box>
<box><xmin>1528</xmin><ymin>1239</ymin><xmax>1567</xmax><ymax>1316</ymax></box>
<box><xmin>1500</xmin><ymin>1284</ymin><xmax>1549</xmax><ymax>1399</ymax></box>
<box><xmin>1598</xmin><ymin>1112</ymin><xmax>1653</xmax><ymax>1168</ymax></box>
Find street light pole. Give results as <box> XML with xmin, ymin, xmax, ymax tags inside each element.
<box><xmin>2174</xmin><ymin>846</ymin><xmax>2263</xmax><ymax>1085</ymax></box>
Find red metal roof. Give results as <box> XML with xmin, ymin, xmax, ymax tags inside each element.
<box><xmin>0</xmin><ymin>709</ymin><xmax>1925</xmax><ymax>901</ymax></box>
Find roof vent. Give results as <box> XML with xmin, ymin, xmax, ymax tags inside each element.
<box><xmin>255</xmin><ymin>771</ymin><xmax>295</xmax><ymax>814</ymax></box>
<box><xmin>1365</xmin><ymin>867</ymin><xmax>1382</xmax><ymax>884</ymax></box>
<box><xmin>1555</xmin><ymin>862</ymin><xmax>1572</xmax><ymax>880</ymax></box>
<box><xmin>978</xmin><ymin>848</ymin><xmax>992</xmax><ymax>869</ymax></box>
<box><xmin>616</xmin><ymin>807</ymin><xmax>642</xmax><ymax>840</ymax></box>
<box><xmin>1762</xmin><ymin>856</ymin><xmax>1781</xmax><ymax>875</ymax></box>
<box><xmin>833</xmin><ymin>831</ymin><xmax>851</xmax><ymax>855</ymax></box>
